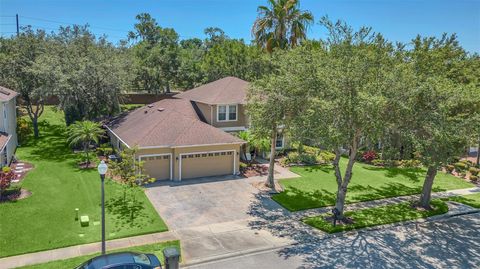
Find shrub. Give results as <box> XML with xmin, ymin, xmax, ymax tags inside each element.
<box><xmin>279</xmin><ymin>157</ymin><xmax>289</xmax><ymax>167</ymax></box>
<box><xmin>317</xmin><ymin>150</ymin><xmax>335</xmax><ymax>164</ymax></box>
<box><xmin>97</xmin><ymin>146</ymin><xmax>114</xmax><ymax>157</ymax></box>
<box><xmin>469</xmin><ymin>175</ymin><xmax>478</xmax><ymax>182</ymax></box>
<box><xmin>454</xmin><ymin>162</ymin><xmax>468</xmax><ymax>172</ymax></box>
<box><xmin>400</xmin><ymin>159</ymin><xmax>422</xmax><ymax>168</ymax></box>
<box><xmin>298</xmin><ymin>154</ymin><xmax>316</xmax><ymax>165</ymax></box>
<box><xmin>445</xmin><ymin>165</ymin><xmax>455</xmax><ymax>174</ymax></box>
<box><xmin>239</xmin><ymin>162</ymin><xmax>248</xmax><ymax>170</ymax></box>
<box><xmin>303</xmin><ymin>145</ymin><xmax>319</xmax><ymax>155</ymax></box>
<box><xmin>362</xmin><ymin>150</ymin><xmax>378</xmax><ymax>163</ymax></box>
<box><xmin>469</xmin><ymin>167</ymin><xmax>479</xmax><ymax>176</ymax></box>
<box><xmin>287</xmin><ymin>152</ymin><xmax>300</xmax><ymax>163</ymax></box>
<box><xmin>372</xmin><ymin>159</ymin><xmax>385</xmax><ymax>166</ymax></box>
<box><xmin>17</xmin><ymin>118</ymin><xmax>32</xmax><ymax>144</ymax></box>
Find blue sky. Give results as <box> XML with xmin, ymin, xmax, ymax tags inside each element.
<box><xmin>1</xmin><ymin>0</ymin><xmax>479</xmax><ymax>53</ymax></box>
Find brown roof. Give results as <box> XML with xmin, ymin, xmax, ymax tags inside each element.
<box><xmin>108</xmin><ymin>98</ymin><xmax>244</xmax><ymax>148</ymax></box>
<box><xmin>0</xmin><ymin>132</ymin><xmax>11</xmax><ymax>151</ymax></box>
<box><xmin>175</xmin><ymin>76</ymin><xmax>248</xmax><ymax>105</ymax></box>
<box><xmin>0</xmin><ymin>86</ymin><xmax>18</xmax><ymax>102</ymax></box>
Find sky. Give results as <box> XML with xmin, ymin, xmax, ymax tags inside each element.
<box><xmin>0</xmin><ymin>0</ymin><xmax>479</xmax><ymax>53</ymax></box>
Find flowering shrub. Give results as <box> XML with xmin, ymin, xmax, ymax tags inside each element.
<box><xmin>0</xmin><ymin>167</ymin><xmax>16</xmax><ymax>200</ymax></box>
<box><xmin>362</xmin><ymin>150</ymin><xmax>378</xmax><ymax>163</ymax></box>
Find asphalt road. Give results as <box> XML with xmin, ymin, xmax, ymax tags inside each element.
<box><xmin>185</xmin><ymin>212</ymin><xmax>480</xmax><ymax>269</ymax></box>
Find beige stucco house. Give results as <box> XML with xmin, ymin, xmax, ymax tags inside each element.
<box><xmin>107</xmin><ymin>76</ymin><xmax>286</xmax><ymax>181</ymax></box>
<box><xmin>0</xmin><ymin>86</ymin><xmax>18</xmax><ymax>167</ymax></box>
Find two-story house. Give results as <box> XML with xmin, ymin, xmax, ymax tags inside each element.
<box><xmin>0</xmin><ymin>86</ymin><xmax>18</xmax><ymax>167</ymax></box>
<box><xmin>106</xmin><ymin>76</ymin><xmax>283</xmax><ymax>181</ymax></box>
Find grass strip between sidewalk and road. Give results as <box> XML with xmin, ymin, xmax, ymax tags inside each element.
<box><xmin>17</xmin><ymin>240</ymin><xmax>180</xmax><ymax>269</ymax></box>
<box><xmin>303</xmin><ymin>199</ymin><xmax>449</xmax><ymax>233</ymax></box>
<box><xmin>446</xmin><ymin>193</ymin><xmax>480</xmax><ymax>208</ymax></box>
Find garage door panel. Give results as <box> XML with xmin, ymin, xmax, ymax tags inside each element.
<box><xmin>142</xmin><ymin>155</ymin><xmax>171</xmax><ymax>180</ymax></box>
<box><xmin>181</xmin><ymin>151</ymin><xmax>234</xmax><ymax>179</ymax></box>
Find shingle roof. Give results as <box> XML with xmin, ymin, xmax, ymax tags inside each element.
<box><xmin>0</xmin><ymin>86</ymin><xmax>18</xmax><ymax>102</ymax></box>
<box><xmin>107</xmin><ymin>98</ymin><xmax>244</xmax><ymax>148</ymax></box>
<box><xmin>174</xmin><ymin>76</ymin><xmax>248</xmax><ymax>105</ymax></box>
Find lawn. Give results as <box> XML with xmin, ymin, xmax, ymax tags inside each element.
<box><xmin>447</xmin><ymin>193</ymin><xmax>480</xmax><ymax>208</ymax></box>
<box><xmin>0</xmin><ymin>107</ymin><xmax>167</xmax><ymax>258</ymax></box>
<box><xmin>303</xmin><ymin>199</ymin><xmax>449</xmax><ymax>233</ymax></box>
<box><xmin>273</xmin><ymin>159</ymin><xmax>473</xmax><ymax>211</ymax></box>
<box><xmin>17</xmin><ymin>240</ymin><xmax>180</xmax><ymax>269</ymax></box>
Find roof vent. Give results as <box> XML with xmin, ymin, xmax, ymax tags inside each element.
<box><xmin>144</xmin><ymin>110</ymin><xmax>148</xmax><ymax>114</ymax></box>
<box><xmin>157</xmin><ymin>108</ymin><xmax>165</xmax><ymax>112</ymax></box>
<box><xmin>147</xmin><ymin>104</ymin><xmax>154</xmax><ymax>108</ymax></box>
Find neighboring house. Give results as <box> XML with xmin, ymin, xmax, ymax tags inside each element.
<box><xmin>0</xmin><ymin>86</ymin><xmax>18</xmax><ymax>167</ymax></box>
<box><xmin>106</xmin><ymin>76</ymin><xmax>285</xmax><ymax>181</ymax></box>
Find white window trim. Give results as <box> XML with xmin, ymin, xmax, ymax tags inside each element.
<box><xmin>138</xmin><ymin>153</ymin><xmax>173</xmax><ymax>180</ymax></box>
<box><xmin>217</xmin><ymin>104</ymin><xmax>238</xmax><ymax>122</ymax></box>
<box><xmin>179</xmin><ymin>150</ymin><xmax>236</xmax><ymax>181</ymax></box>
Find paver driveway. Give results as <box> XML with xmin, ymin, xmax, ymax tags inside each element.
<box><xmin>145</xmin><ymin>176</ymin><xmax>275</xmax><ymax>230</ymax></box>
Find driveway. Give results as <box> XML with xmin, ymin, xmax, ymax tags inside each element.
<box><xmin>144</xmin><ymin>175</ymin><xmax>295</xmax><ymax>264</ymax></box>
<box><xmin>145</xmin><ymin>175</ymin><xmax>274</xmax><ymax>230</ymax></box>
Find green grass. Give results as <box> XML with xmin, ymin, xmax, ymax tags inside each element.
<box><xmin>273</xmin><ymin>159</ymin><xmax>473</xmax><ymax>211</ymax></box>
<box><xmin>0</xmin><ymin>107</ymin><xmax>167</xmax><ymax>258</ymax></box>
<box><xmin>17</xmin><ymin>240</ymin><xmax>180</xmax><ymax>269</ymax></box>
<box><xmin>303</xmin><ymin>199</ymin><xmax>449</xmax><ymax>233</ymax></box>
<box><xmin>446</xmin><ymin>193</ymin><xmax>480</xmax><ymax>208</ymax></box>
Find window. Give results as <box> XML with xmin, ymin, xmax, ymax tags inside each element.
<box><xmin>217</xmin><ymin>105</ymin><xmax>237</xmax><ymax>122</ymax></box>
<box><xmin>275</xmin><ymin>133</ymin><xmax>284</xmax><ymax>149</ymax></box>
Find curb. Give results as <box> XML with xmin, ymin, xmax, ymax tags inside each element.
<box><xmin>182</xmin><ymin>243</ymin><xmax>297</xmax><ymax>267</ymax></box>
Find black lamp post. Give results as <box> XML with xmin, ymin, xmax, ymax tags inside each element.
<box><xmin>97</xmin><ymin>160</ymin><xmax>108</xmax><ymax>255</ymax></box>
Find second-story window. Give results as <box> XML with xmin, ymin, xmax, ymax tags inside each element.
<box><xmin>217</xmin><ymin>104</ymin><xmax>237</xmax><ymax>122</ymax></box>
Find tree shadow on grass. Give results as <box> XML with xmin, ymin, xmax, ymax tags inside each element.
<box><xmin>272</xmin><ymin>187</ymin><xmax>336</xmax><ymax>211</ymax></box>
<box><xmin>362</xmin><ymin>165</ymin><xmax>424</xmax><ymax>182</ymax></box>
<box><xmin>24</xmin><ymin>121</ymin><xmax>72</xmax><ymax>162</ymax></box>
<box><xmin>302</xmin><ymin>164</ymin><xmax>334</xmax><ymax>174</ymax></box>
<box><xmin>104</xmin><ymin>192</ymin><xmax>150</xmax><ymax>230</ymax></box>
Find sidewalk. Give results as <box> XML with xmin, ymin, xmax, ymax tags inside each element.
<box><xmin>0</xmin><ymin>231</ymin><xmax>177</xmax><ymax>269</ymax></box>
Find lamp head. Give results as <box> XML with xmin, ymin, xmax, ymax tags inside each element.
<box><xmin>97</xmin><ymin>160</ymin><xmax>108</xmax><ymax>175</ymax></box>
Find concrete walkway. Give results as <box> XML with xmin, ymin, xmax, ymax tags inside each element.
<box><xmin>0</xmin><ymin>231</ymin><xmax>177</xmax><ymax>269</ymax></box>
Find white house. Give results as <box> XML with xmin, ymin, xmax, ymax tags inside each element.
<box><xmin>0</xmin><ymin>86</ymin><xmax>18</xmax><ymax>167</ymax></box>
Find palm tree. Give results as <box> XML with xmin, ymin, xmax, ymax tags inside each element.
<box><xmin>252</xmin><ymin>0</ymin><xmax>314</xmax><ymax>53</ymax></box>
<box><xmin>67</xmin><ymin>121</ymin><xmax>105</xmax><ymax>166</ymax></box>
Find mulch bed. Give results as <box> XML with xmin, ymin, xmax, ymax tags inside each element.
<box><xmin>323</xmin><ymin>215</ymin><xmax>355</xmax><ymax>226</ymax></box>
<box><xmin>241</xmin><ymin>164</ymin><xmax>280</xmax><ymax>177</ymax></box>
<box><xmin>78</xmin><ymin>161</ymin><xmax>97</xmax><ymax>169</ymax></box>
<box><xmin>0</xmin><ymin>188</ymin><xmax>32</xmax><ymax>203</ymax></box>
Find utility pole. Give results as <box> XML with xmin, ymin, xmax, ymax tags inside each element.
<box><xmin>15</xmin><ymin>14</ymin><xmax>19</xmax><ymax>37</ymax></box>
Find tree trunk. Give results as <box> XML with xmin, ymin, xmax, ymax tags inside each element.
<box><xmin>32</xmin><ymin>118</ymin><xmax>39</xmax><ymax>138</ymax></box>
<box><xmin>419</xmin><ymin>166</ymin><xmax>438</xmax><ymax>209</ymax></box>
<box><xmin>476</xmin><ymin>136</ymin><xmax>480</xmax><ymax>166</ymax></box>
<box><xmin>266</xmin><ymin>128</ymin><xmax>277</xmax><ymax>190</ymax></box>
<box><xmin>333</xmin><ymin>132</ymin><xmax>360</xmax><ymax>219</ymax></box>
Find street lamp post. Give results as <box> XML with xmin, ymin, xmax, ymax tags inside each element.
<box><xmin>97</xmin><ymin>160</ymin><xmax>108</xmax><ymax>255</ymax></box>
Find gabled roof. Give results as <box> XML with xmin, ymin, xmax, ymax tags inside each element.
<box><xmin>0</xmin><ymin>86</ymin><xmax>18</xmax><ymax>102</ymax></box>
<box><xmin>175</xmin><ymin>76</ymin><xmax>248</xmax><ymax>105</ymax></box>
<box><xmin>107</xmin><ymin>98</ymin><xmax>244</xmax><ymax>148</ymax></box>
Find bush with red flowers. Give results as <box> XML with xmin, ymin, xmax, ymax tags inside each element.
<box><xmin>0</xmin><ymin>167</ymin><xmax>15</xmax><ymax>200</ymax></box>
<box><xmin>362</xmin><ymin>150</ymin><xmax>378</xmax><ymax>163</ymax></box>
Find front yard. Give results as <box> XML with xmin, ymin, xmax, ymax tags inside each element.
<box><xmin>0</xmin><ymin>107</ymin><xmax>167</xmax><ymax>258</ymax></box>
<box><xmin>273</xmin><ymin>158</ymin><xmax>474</xmax><ymax>211</ymax></box>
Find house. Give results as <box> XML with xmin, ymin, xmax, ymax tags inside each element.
<box><xmin>107</xmin><ymin>76</ymin><xmax>285</xmax><ymax>181</ymax></box>
<box><xmin>0</xmin><ymin>86</ymin><xmax>18</xmax><ymax>167</ymax></box>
